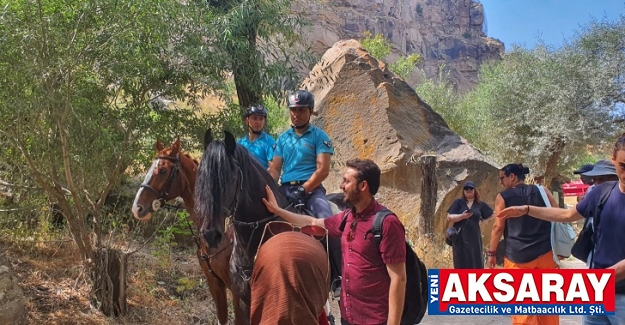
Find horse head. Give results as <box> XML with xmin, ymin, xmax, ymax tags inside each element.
<box><xmin>196</xmin><ymin>129</ymin><xmax>241</xmax><ymax>248</ymax></box>
<box><xmin>132</xmin><ymin>137</ymin><xmax>191</xmax><ymax>221</ymax></box>
<box><xmin>196</xmin><ymin>129</ymin><xmax>287</xmax><ymax>250</ymax></box>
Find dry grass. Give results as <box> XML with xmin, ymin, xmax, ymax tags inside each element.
<box><xmin>2</xmin><ymin>225</ymin><xmax>456</xmax><ymax>325</ymax></box>
<box><xmin>404</xmin><ymin>223</ymin><xmax>454</xmax><ymax>269</ymax></box>
<box><xmin>1</xmin><ymin>237</ymin><xmax>225</xmax><ymax>325</ymax></box>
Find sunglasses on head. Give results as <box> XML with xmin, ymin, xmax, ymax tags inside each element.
<box><xmin>266</xmin><ymin>221</ymin><xmax>327</xmax><ymax>239</ymax></box>
<box><xmin>256</xmin><ymin>221</ymin><xmax>329</xmax><ymax>261</ymax></box>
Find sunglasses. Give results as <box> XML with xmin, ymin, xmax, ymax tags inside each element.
<box><xmin>346</xmin><ymin>220</ymin><xmax>358</xmax><ymax>242</ymax></box>
<box><xmin>463</xmin><ymin>187</ymin><xmax>475</xmax><ymax>191</ymax></box>
<box><xmin>256</xmin><ymin>221</ymin><xmax>329</xmax><ymax>261</ymax></box>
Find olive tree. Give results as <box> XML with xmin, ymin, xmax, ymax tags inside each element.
<box><xmin>0</xmin><ymin>0</ymin><xmax>216</xmax><ymax>315</ymax></box>
<box><xmin>418</xmin><ymin>17</ymin><xmax>625</xmax><ymax>186</ymax></box>
<box><xmin>454</xmin><ymin>17</ymin><xmax>625</xmax><ymax>185</ymax></box>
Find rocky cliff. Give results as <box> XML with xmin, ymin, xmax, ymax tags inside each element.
<box><xmin>293</xmin><ymin>0</ymin><xmax>504</xmax><ymax>90</ymax></box>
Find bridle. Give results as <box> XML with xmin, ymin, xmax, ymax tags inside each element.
<box><xmin>140</xmin><ymin>153</ymin><xmax>181</xmax><ymax>212</ymax></box>
<box><xmin>223</xmin><ymin>156</ymin><xmax>281</xmax><ymax>282</ymax></box>
<box><xmin>140</xmin><ymin>152</ymin><xmax>233</xmax><ymax>277</ymax></box>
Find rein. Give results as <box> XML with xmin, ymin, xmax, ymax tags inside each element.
<box><xmin>224</xmin><ymin>158</ymin><xmax>294</xmax><ymax>283</ymax></box>
<box><xmin>190</xmin><ymin>219</ymin><xmax>233</xmax><ymax>279</ymax></box>
<box><xmin>230</xmin><ymin>202</ymin><xmax>293</xmax><ymax>282</ymax></box>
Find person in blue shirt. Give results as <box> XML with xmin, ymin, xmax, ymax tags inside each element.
<box><xmin>237</xmin><ymin>104</ymin><xmax>276</xmax><ymax>170</ymax></box>
<box><xmin>268</xmin><ymin>89</ymin><xmax>342</xmax><ymax>295</ymax></box>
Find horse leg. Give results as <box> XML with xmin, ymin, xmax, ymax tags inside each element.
<box><xmin>229</xmin><ymin>260</ymin><xmax>251</xmax><ymax>325</ymax></box>
<box><xmin>231</xmin><ymin>281</ymin><xmax>251</xmax><ymax>325</ymax></box>
<box><xmin>231</xmin><ymin>291</ymin><xmax>247</xmax><ymax>325</ymax></box>
<box><xmin>196</xmin><ymin>249</ymin><xmax>229</xmax><ymax>325</ymax></box>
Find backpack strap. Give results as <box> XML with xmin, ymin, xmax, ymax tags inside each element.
<box><xmin>594</xmin><ymin>181</ymin><xmax>616</xmax><ymax>227</ymax></box>
<box><xmin>338</xmin><ymin>209</ymin><xmax>350</xmax><ymax>232</ymax></box>
<box><xmin>590</xmin><ymin>181</ymin><xmax>616</xmax><ymax>267</ymax></box>
<box><xmin>365</xmin><ymin>209</ymin><xmax>392</xmax><ymax>245</ymax></box>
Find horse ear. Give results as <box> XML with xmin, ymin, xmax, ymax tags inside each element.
<box><xmin>170</xmin><ymin>137</ymin><xmax>181</xmax><ymax>156</ymax></box>
<box><xmin>155</xmin><ymin>138</ymin><xmax>164</xmax><ymax>152</ymax></box>
<box><xmin>224</xmin><ymin>131</ymin><xmax>236</xmax><ymax>155</ymax></box>
<box><xmin>203</xmin><ymin>129</ymin><xmax>213</xmax><ymax>149</ymax></box>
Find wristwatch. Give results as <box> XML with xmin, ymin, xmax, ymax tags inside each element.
<box><xmin>297</xmin><ymin>185</ymin><xmax>307</xmax><ymax>195</ymax></box>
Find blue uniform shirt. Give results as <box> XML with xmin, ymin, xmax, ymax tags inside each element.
<box><xmin>274</xmin><ymin>125</ymin><xmax>334</xmax><ymax>183</ymax></box>
<box><xmin>237</xmin><ymin>131</ymin><xmax>276</xmax><ymax>169</ymax></box>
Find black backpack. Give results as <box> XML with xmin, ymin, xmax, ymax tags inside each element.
<box><xmin>339</xmin><ymin>209</ymin><xmax>428</xmax><ymax>324</ymax></box>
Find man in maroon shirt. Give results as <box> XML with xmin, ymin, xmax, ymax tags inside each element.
<box><xmin>263</xmin><ymin>158</ymin><xmax>407</xmax><ymax>325</ymax></box>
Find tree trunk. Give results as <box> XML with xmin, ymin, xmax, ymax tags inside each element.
<box><xmin>91</xmin><ymin>248</ymin><xmax>128</xmax><ymax>316</ymax></box>
<box><xmin>232</xmin><ymin>28</ymin><xmax>261</xmax><ymax>109</ymax></box>
<box><xmin>234</xmin><ymin>70</ymin><xmax>262</xmax><ymax>109</ymax></box>
<box><xmin>418</xmin><ymin>154</ymin><xmax>437</xmax><ymax>236</ymax></box>
<box><xmin>542</xmin><ymin>135</ymin><xmax>567</xmax><ymax>190</ymax></box>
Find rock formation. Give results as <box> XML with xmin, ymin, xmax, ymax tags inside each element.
<box><xmin>0</xmin><ymin>255</ymin><xmax>26</xmax><ymax>325</ymax></box>
<box><xmin>307</xmin><ymin>39</ymin><xmax>500</xmax><ymax>238</ymax></box>
<box><xmin>294</xmin><ymin>0</ymin><xmax>504</xmax><ymax>90</ymax></box>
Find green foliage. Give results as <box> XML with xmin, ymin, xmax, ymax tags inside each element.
<box><xmin>465</xmin><ymin>45</ymin><xmax>620</xmax><ymax>175</ymax></box>
<box><xmin>416</xmin><ymin>4</ymin><xmax>423</xmax><ymax>16</ymax></box>
<box><xmin>206</xmin><ymin>102</ymin><xmax>247</xmax><ymax>139</ymax></box>
<box><xmin>201</xmin><ymin>0</ymin><xmax>314</xmax><ymax>108</ymax></box>
<box><xmin>415</xmin><ymin>67</ymin><xmax>461</xmax><ymax>129</ymax></box>
<box><xmin>362</xmin><ymin>32</ymin><xmax>420</xmax><ymax>79</ymax></box>
<box><xmin>361</xmin><ymin>31</ymin><xmax>392</xmax><ymax>60</ymax></box>
<box><xmin>0</xmin><ymin>0</ymin><xmax>307</xmax><ymax>248</ymax></box>
<box><xmin>176</xmin><ymin>276</ymin><xmax>199</xmax><ymax>296</ymax></box>
<box><xmin>264</xmin><ymin>96</ymin><xmax>291</xmax><ymax>137</ymax></box>
<box><xmin>463</xmin><ymin>31</ymin><xmax>472</xmax><ymax>39</ymax></box>
<box><xmin>0</xmin><ymin>0</ymin><xmax>218</xmax><ymax>257</ymax></box>
<box><xmin>151</xmin><ymin>210</ymin><xmax>193</xmax><ymax>267</ymax></box>
<box><xmin>389</xmin><ymin>54</ymin><xmax>421</xmax><ymax>80</ymax></box>
<box><xmin>417</xmin><ymin>16</ymin><xmax>625</xmax><ymax>179</ymax></box>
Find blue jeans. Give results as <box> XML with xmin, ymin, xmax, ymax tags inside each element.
<box><xmin>281</xmin><ymin>185</ymin><xmax>342</xmax><ymax>286</ymax></box>
<box><xmin>583</xmin><ymin>294</ymin><xmax>625</xmax><ymax>325</ymax></box>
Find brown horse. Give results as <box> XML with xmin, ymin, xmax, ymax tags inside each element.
<box><xmin>131</xmin><ymin>138</ymin><xmax>241</xmax><ymax>325</ymax></box>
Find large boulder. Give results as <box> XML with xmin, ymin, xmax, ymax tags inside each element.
<box><xmin>0</xmin><ymin>255</ymin><xmax>27</xmax><ymax>325</ymax></box>
<box><xmin>306</xmin><ymin>39</ymin><xmax>500</xmax><ymax>238</ymax></box>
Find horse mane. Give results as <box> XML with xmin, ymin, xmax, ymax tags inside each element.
<box><xmin>195</xmin><ymin>139</ymin><xmax>282</xmax><ymax>229</ymax></box>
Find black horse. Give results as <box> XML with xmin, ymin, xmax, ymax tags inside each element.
<box><xmin>195</xmin><ymin>129</ymin><xmax>346</xmax><ymax>323</ymax></box>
